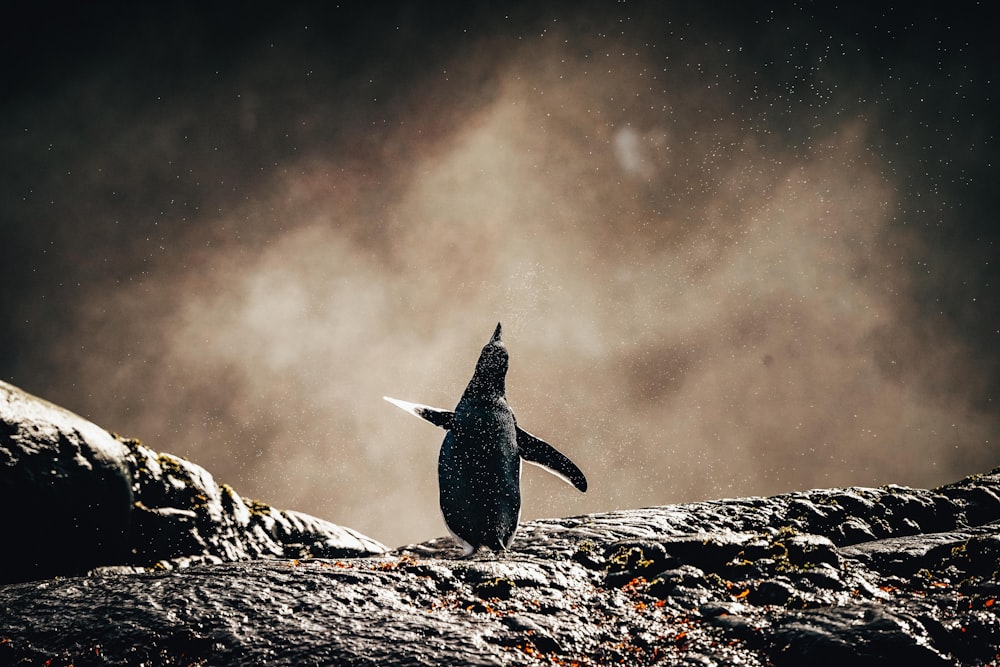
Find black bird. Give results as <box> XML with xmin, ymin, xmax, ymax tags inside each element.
<box><xmin>384</xmin><ymin>322</ymin><xmax>587</xmax><ymax>555</ymax></box>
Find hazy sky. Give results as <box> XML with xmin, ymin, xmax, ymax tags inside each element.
<box><xmin>2</xmin><ymin>2</ymin><xmax>996</xmax><ymax>547</ymax></box>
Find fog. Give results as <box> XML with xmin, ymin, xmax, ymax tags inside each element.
<box><xmin>2</xmin><ymin>3</ymin><xmax>996</xmax><ymax>547</ymax></box>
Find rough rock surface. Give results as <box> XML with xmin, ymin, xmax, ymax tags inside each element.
<box><xmin>0</xmin><ymin>380</ymin><xmax>385</xmax><ymax>585</ymax></box>
<box><xmin>2</xmin><ymin>473</ymin><xmax>999</xmax><ymax>666</ymax></box>
<box><xmin>2</xmin><ymin>380</ymin><xmax>999</xmax><ymax>665</ymax></box>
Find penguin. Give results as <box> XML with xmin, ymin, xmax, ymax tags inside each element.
<box><xmin>384</xmin><ymin>322</ymin><xmax>587</xmax><ymax>556</ymax></box>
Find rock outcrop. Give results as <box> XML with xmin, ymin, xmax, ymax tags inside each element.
<box><xmin>0</xmin><ymin>380</ymin><xmax>385</xmax><ymax>585</ymax></box>
<box><xmin>2</xmin><ymin>379</ymin><xmax>998</xmax><ymax>665</ymax></box>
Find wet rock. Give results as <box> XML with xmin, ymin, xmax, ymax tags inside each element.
<box><xmin>646</xmin><ymin>565</ymin><xmax>709</xmax><ymax>597</ymax></box>
<box><xmin>121</xmin><ymin>436</ymin><xmax>385</xmax><ymax>568</ymax></box>
<box><xmin>3</xmin><ymin>473</ymin><xmax>999</xmax><ymax>666</ymax></box>
<box><xmin>0</xmin><ymin>381</ymin><xmax>134</xmax><ymax>583</ymax></box>
<box><xmin>783</xmin><ymin>533</ymin><xmax>840</xmax><ymax>568</ymax></box>
<box><xmin>499</xmin><ymin>614</ymin><xmax>566</xmax><ymax>654</ymax></box>
<box><xmin>2</xmin><ymin>381</ymin><xmax>999</xmax><ymax>665</ymax></box>
<box><xmin>0</xmin><ymin>380</ymin><xmax>385</xmax><ymax>584</ymax></box>
<box><xmin>603</xmin><ymin>540</ymin><xmax>678</xmax><ymax>586</ymax></box>
<box><xmin>748</xmin><ymin>578</ymin><xmax>795</xmax><ymax>606</ymax></box>
<box><xmin>769</xmin><ymin>605</ymin><xmax>952</xmax><ymax>666</ymax></box>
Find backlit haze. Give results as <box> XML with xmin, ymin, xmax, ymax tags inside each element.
<box><xmin>2</xmin><ymin>2</ymin><xmax>996</xmax><ymax>547</ymax></box>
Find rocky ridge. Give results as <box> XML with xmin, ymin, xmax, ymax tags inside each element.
<box><xmin>0</xmin><ymin>379</ymin><xmax>385</xmax><ymax>586</ymax></box>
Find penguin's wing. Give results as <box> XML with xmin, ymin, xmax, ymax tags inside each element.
<box><xmin>516</xmin><ymin>427</ymin><xmax>588</xmax><ymax>492</ymax></box>
<box><xmin>383</xmin><ymin>396</ymin><xmax>454</xmax><ymax>430</ymax></box>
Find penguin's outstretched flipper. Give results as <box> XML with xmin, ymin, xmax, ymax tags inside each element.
<box><xmin>383</xmin><ymin>396</ymin><xmax>455</xmax><ymax>429</ymax></box>
<box><xmin>516</xmin><ymin>427</ymin><xmax>588</xmax><ymax>493</ymax></box>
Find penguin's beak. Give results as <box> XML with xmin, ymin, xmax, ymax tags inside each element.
<box><xmin>491</xmin><ymin>322</ymin><xmax>503</xmax><ymax>343</ymax></box>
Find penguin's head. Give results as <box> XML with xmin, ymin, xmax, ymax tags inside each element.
<box><xmin>471</xmin><ymin>322</ymin><xmax>508</xmax><ymax>393</ymax></box>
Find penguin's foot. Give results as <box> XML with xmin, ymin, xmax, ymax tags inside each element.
<box><xmin>458</xmin><ymin>539</ymin><xmax>477</xmax><ymax>558</ymax></box>
<box><xmin>455</xmin><ymin>545</ymin><xmax>505</xmax><ymax>560</ymax></box>
<box><xmin>468</xmin><ymin>547</ymin><xmax>508</xmax><ymax>561</ymax></box>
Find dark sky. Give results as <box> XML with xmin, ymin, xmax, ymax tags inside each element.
<box><xmin>2</xmin><ymin>1</ymin><xmax>997</xmax><ymax>547</ymax></box>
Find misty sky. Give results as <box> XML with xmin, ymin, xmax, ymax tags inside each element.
<box><xmin>2</xmin><ymin>2</ymin><xmax>997</xmax><ymax>547</ymax></box>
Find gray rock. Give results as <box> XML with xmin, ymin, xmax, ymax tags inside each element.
<box><xmin>1</xmin><ymin>380</ymin><xmax>134</xmax><ymax>583</ymax></box>
<box><xmin>0</xmin><ymin>380</ymin><xmax>385</xmax><ymax>585</ymax></box>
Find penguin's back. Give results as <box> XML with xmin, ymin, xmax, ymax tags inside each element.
<box><xmin>438</xmin><ymin>397</ymin><xmax>520</xmax><ymax>552</ymax></box>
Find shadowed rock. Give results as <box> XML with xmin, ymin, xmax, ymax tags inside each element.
<box><xmin>1</xmin><ymin>381</ymin><xmax>135</xmax><ymax>583</ymax></box>
<box><xmin>0</xmin><ymin>380</ymin><xmax>385</xmax><ymax>585</ymax></box>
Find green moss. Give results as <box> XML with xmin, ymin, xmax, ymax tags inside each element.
<box><xmin>156</xmin><ymin>453</ymin><xmax>187</xmax><ymax>476</ymax></box>
<box><xmin>704</xmin><ymin>572</ymin><xmax>731</xmax><ymax>591</ymax></box>
<box><xmin>609</xmin><ymin>545</ymin><xmax>653</xmax><ymax>570</ymax></box>
<box><xmin>247</xmin><ymin>499</ymin><xmax>272</xmax><ymax>517</ymax></box>
<box><xmin>775</xmin><ymin>525</ymin><xmax>800</xmax><ymax>539</ymax></box>
<box><xmin>474</xmin><ymin>577</ymin><xmax>517</xmax><ymax>599</ymax></box>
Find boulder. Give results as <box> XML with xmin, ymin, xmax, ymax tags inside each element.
<box><xmin>1</xmin><ymin>380</ymin><xmax>134</xmax><ymax>583</ymax></box>
<box><xmin>0</xmin><ymin>380</ymin><xmax>385</xmax><ymax>585</ymax></box>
